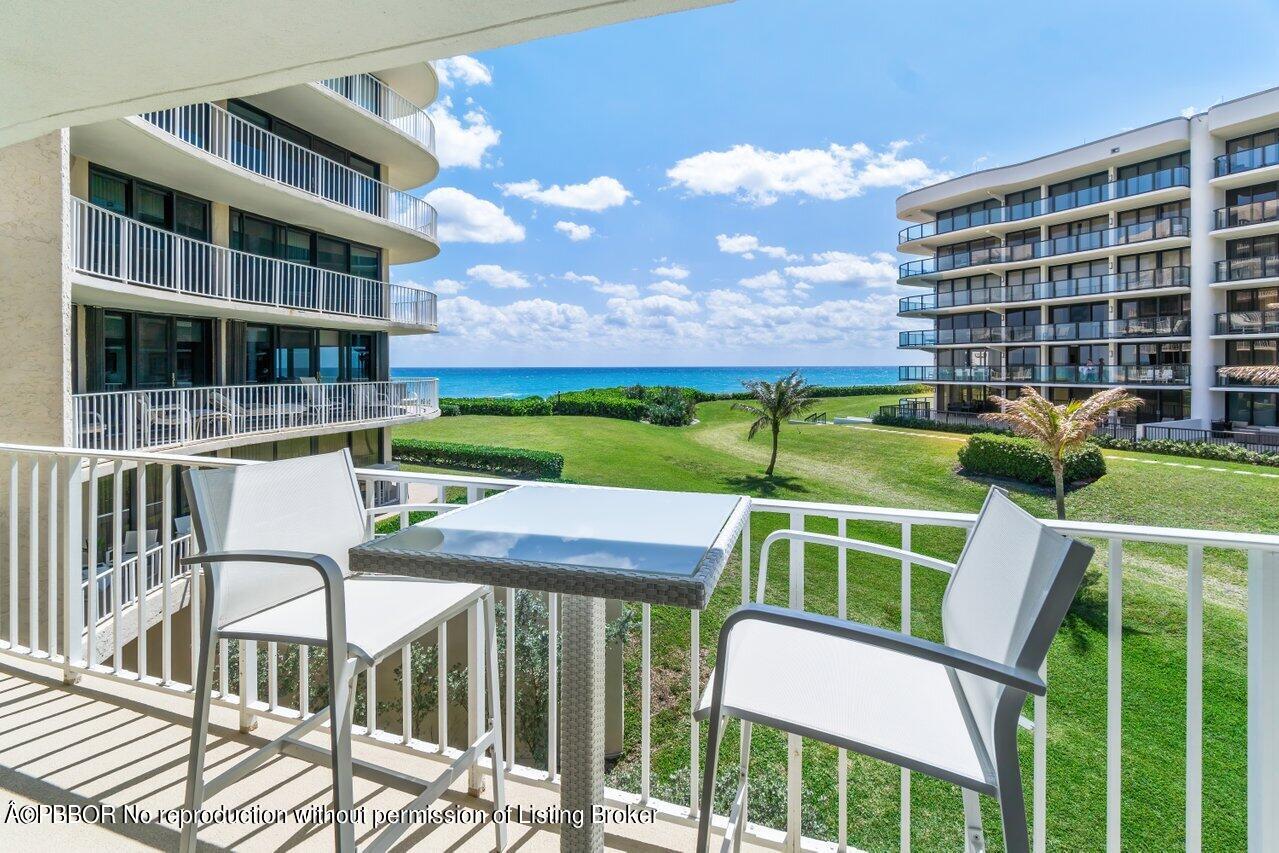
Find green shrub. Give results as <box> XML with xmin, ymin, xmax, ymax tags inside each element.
<box><xmin>1091</xmin><ymin>434</ymin><xmax>1279</xmax><ymax>467</ymax></box>
<box><xmin>440</xmin><ymin>403</ymin><xmax>462</xmax><ymax>417</ymax></box>
<box><xmin>957</xmin><ymin>432</ymin><xmax>1106</xmax><ymax>487</ymax></box>
<box><xmin>550</xmin><ymin>389</ymin><xmax>649</xmax><ymax>420</ymax></box>
<box><xmin>440</xmin><ymin>396</ymin><xmax>553</xmax><ymax>416</ymax></box>
<box><xmin>692</xmin><ymin>383</ymin><xmax>928</xmax><ymax>402</ymax></box>
<box><xmin>871</xmin><ymin>412</ymin><xmax>1003</xmax><ymax>435</ymax></box>
<box><xmin>645</xmin><ymin>386</ymin><xmax>697</xmax><ymax>426</ymax></box>
<box><xmin>392</xmin><ymin>439</ymin><xmax>563</xmax><ymax>479</ymax></box>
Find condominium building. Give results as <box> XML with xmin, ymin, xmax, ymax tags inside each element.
<box><xmin>896</xmin><ymin>86</ymin><xmax>1279</xmax><ymax>436</ymax></box>
<box><xmin>0</xmin><ymin>64</ymin><xmax>443</xmax><ymax>567</ymax></box>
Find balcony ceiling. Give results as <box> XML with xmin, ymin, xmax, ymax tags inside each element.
<box><xmin>0</xmin><ymin>0</ymin><xmax>726</xmax><ymax>148</ymax></box>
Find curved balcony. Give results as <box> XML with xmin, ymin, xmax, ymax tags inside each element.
<box><xmin>1216</xmin><ymin>310</ymin><xmax>1279</xmax><ymax>336</ymax></box>
<box><xmin>1215</xmin><ymin>255</ymin><xmax>1279</xmax><ymax>283</ymax></box>
<box><xmin>899</xmin><ymin>219</ymin><xmax>1188</xmax><ymax>281</ymax></box>
<box><xmin>1215</xmin><ymin>143</ymin><xmax>1279</xmax><ymax>178</ymax></box>
<box><xmin>73</xmin><ymin>103</ymin><xmax>439</xmax><ymax>263</ymax></box>
<box><xmin>900</xmin><ymin>316</ymin><xmax>1189</xmax><ymax>349</ymax></box>
<box><xmin>244</xmin><ymin>73</ymin><xmax>438</xmax><ymax>189</ymax></box>
<box><xmin>899</xmin><ymin>365</ymin><xmax>1005</xmax><ymax>383</ymax></box>
<box><xmin>72</xmin><ymin>378</ymin><xmax>440</xmax><ymax>452</ymax></box>
<box><xmin>71</xmin><ymin>199</ymin><xmax>436</xmax><ymax>332</ymax></box>
<box><xmin>897</xmin><ymin>167</ymin><xmax>1189</xmax><ymax>246</ymax></box>
<box><xmin>898</xmin><ymin>267</ymin><xmax>1190</xmax><ymax>315</ymax></box>
<box><xmin>1215</xmin><ymin>198</ymin><xmax>1279</xmax><ymax>231</ymax></box>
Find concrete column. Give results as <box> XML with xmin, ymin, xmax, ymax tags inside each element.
<box><xmin>1188</xmin><ymin>115</ymin><xmax>1217</xmax><ymax>424</ymax></box>
<box><xmin>0</xmin><ymin>130</ymin><xmax>74</xmax><ymax>446</ymax></box>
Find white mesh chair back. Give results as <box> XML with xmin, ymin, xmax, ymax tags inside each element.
<box><xmin>941</xmin><ymin>488</ymin><xmax>1090</xmax><ymax>761</ymax></box>
<box><xmin>183</xmin><ymin>450</ymin><xmax>368</xmax><ymax>627</ymax></box>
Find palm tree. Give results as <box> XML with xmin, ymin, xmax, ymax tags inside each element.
<box><xmin>979</xmin><ymin>386</ymin><xmax>1142</xmax><ymax>520</ymax></box>
<box><xmin>1219</xmin><ymin>364</ymin><xmax>1279</xmax><ymax>386</ymax></box>
<box><xmin>733</xmin><ymin>371</ymin><xmax>814</xmax><ymax>476</ymax></box>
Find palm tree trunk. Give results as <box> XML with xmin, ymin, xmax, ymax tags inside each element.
<box><xmin>766</xmin><ymin>422</ymin><xmax>780</xmax><ymax>476</ymax></box>
<box><xmin>1053</xmin><ymin>462</ymin><xmax>1066</xmax><ymax>520</ymax></box>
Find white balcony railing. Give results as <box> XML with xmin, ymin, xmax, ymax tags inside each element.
<box><xmin>72</xmin><ymin>199</ymin><xmax>437</xmax><ymax>327</ymax></box>
<box><xmin>71</xmin><ymin>378</ymin><xmax>439</xmax><ymax>452</ymax></box>
<box><xmin>138</xmin><ymin>102</ymin><xmax>438</xmax><ymax>240</ymax></box>
<box><xmin>318</xmin><ymin>73</ymin><xmax>436</xmax><ymax>154</ymax></box>
<box><xmin>0</xmin><ymin>444</ymin><xmax>1275</xmax><ymax>851</ymax></box>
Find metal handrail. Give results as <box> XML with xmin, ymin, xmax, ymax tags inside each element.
<box><xmin>139</xmin><ymin>102</ymin><xmax>438</xmax><ymax>239</ymax></box>
<box><xmin>1215</xmin><ymin>142</ymin><xmax>1279</xmax><ymax>177</ymax></box>
<box><xmin>72</xmin><ymin>199</ymin><xmax>437</xmax><ymax>326</ymax></box>
<box><xmin>1216</xmin><ymin>309</ymin><xmax>1279</xmax><ymax>336</ymax></box>
<box><xmin>318</xmin><ymin>73</ymin><xmax>436</xmax><ymax>154</ymax></box>
<box><xmin>1215</xmin><ymin>255</ymin><xmax>1279</xmax><ymax>283</ymax></box>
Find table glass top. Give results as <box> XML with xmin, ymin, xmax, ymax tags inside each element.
<box><xmin>361</xmin><ymin>485</ymin><xmax>743</xmax><ymax>577</ymax></box>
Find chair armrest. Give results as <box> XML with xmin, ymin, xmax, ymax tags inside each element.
<box><xmin>755</xmin><ymin>528</ymin><xmax>956</xmax><ymax>604</ymax></box>
<box><xmin>720</xmin><ymin>604</ymin><xmax>1045</xmax><ymax>696</ymax></box>
<box><xmin>365</xmin><ymin>502</ymin><xmax>460</xmax><ymax>516</ymax></box>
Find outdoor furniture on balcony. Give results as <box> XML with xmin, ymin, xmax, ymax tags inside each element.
<box><xmin>351</xmin><ymin>483</ymin><xmax>751</xmax><ymax>852</ymax></box>
<box><xmin>179</xmin><ymin>450</ymin><xmax>505</xmax><ymax>853</ymax></box>
<box><xmin>694</xmin><ymin>488</ymin><xmax>1092</xmax><ymax>853</ymax></box>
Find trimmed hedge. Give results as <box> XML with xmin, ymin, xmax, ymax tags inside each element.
<box><xmin>549</xmin><ymin>389</ymin><xmax>649</xmax><ymax>420</ymax></box>
<box><xmin>439</xmin><ymin>396</ymin><xmax>553</xmax><ymax>416</ymax></box>
<box><xmin>957</xmin><ymin>433</ymin><xmax>1106</xmax><ymax>487</ymax></box>
<box><xmin>392</xmin><ymin>439</ymin><xmax>563</xmax><ymax>479</ymax></box>
<box><xmin>693</xmin><ymin>383</ymin><xmax>927</xmax><ymax>402</ymax></box>
<box><xmin>1091</xmin><ymin>434</ymin><xmax>1279</xmax><ymax>468</ymax></box>
<box><xmin>871</xmin><ymin>412</ymin><xmax>1004</xmax><ymax>435</ymax></box>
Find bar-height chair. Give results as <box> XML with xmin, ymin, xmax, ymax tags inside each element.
<box><xmin>694</xmin><ymin>487</ymin><xmax>1093</xmax><ymax>853</ymax></box>
<box><xmin>178</xmin><ymin>450</ymin><xmax>505</xmax><ymax>853</ymax></box>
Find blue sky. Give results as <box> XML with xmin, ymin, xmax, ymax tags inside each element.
<box><xmin>391</xmin><ymin>0</ymin><xmax>1279</xmax><ymax>368</ymax></box>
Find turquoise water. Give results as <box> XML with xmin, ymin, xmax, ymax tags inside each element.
<box><xmin>390</xmin><ymin>365</ymin><xmax>900</xmax><ymax>398</ymax></box>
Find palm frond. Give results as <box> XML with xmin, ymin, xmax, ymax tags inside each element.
<box><xmin>1219</xmin><ymin>364</ymin><xmax>1279</xmax><ymax>386</ymax></box>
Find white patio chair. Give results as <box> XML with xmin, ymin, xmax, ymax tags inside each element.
<box><xmin>178</xmin><ymin>449</ymin><xmax>505</xmax><ymax>853</ymax></box>
<box><xmin>694</xmin><ymin>487</ymin><xmax>1093</xmax><ymax>853</ymax></box>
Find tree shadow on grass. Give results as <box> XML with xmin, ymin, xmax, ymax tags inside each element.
<box><xmin>954</xmin><ymin>467</ymin><xmax>1096</xmax><ymax>495</ymax></box>
<box><xmin>721</xmin><ymin>473</ymin><xmax>810</xmax><ymax>498</ymax></box>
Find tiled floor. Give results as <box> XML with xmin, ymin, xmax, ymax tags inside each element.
<box><xmin>0</xmin><ymin>654</ymin><xmax>764</xmax><ymax>852</ymax></box>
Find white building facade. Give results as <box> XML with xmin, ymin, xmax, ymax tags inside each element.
<box><xmin>896</xmin><ymin>86</ymin><xmax>1279</xmax><ymax>436</ymax></box>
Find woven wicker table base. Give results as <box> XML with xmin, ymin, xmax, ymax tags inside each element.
<box><xmin>559</xmin><ymin>594</ymin><xmax>605</xmax><ymax>852</ymax></box>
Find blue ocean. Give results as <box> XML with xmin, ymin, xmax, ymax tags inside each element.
<box><xmin>390</xmin><ymin>365</ymin><xmax>899</xmax><ymax>399</ymax></box>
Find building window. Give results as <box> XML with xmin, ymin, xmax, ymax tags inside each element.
<box><xmin>88</xmin><ymin>165</ymin><xmax>209</xmax><ymax>240</ymax></box>
<box><xmin>97</xmin><ymin>310</ymin><xmax>213</xmax><ymax>391</ymax></box>
<box><xmin>239</xmin><ymin>324</ymin><xmax>380</xmax><ymax>384</ymax></box>
<box><xmin>231</xmin><ymin>210</ymin><xmax>381</xmax><ymax>280</ymax></box>
<box><xmin>227</xmin><ymin>99</ymin><xmax>381</xmax><ymax>180</ymax></box>
<box><xmin>1115</xmin><ymin>151</ymin><xmax>1189</xmax><ymax>180</ymax></box>
<box><xmin>1227</xmin><ymin>128</ymin><xmax>1279</xmax><ymax>156</ymax></box>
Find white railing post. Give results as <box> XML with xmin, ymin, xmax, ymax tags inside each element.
<box><xmin>59</xmin><ymin>455</ymin><xmax>83</xmax><ymax>681</ymax></box>
<box><xmin>786</xmin><ymin>510</ymin><xmax>804</xmax><ymax>852</ymax></box>
<box><xmin>1107</xmin><ymin>539</ymin><xmax>1123</xmax><ymax>852</ymax></box>
<box><xmin>1249</xmin><ymin>548</ymin><xmax>1279</xmax><ymax>851</ymax></box>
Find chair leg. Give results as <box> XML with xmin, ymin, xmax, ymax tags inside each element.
<box><xmin>962</xmin><ymin>788</ymin><xmax>987</xmax><ymax>853</ymax></box>
<box><xmin>695</xmin><ymin>701</ymin><xmax>724</xmax><ymax>853</ymax></box>
<box><xmin>733</xmin><ymin>721</ymin><xmax>752</xmax><ymax>853</ymax></box>
<box><xmin>993</xmin><ymin>721</ymin><xmax>1030</xmax><ymax>853</ymax></box>
<box><xmin>328</xmin><ymin>653</ymin><xmax>358</xmax><ymax>853</ymax></box>
<box><xmin>484</xmin><ymin>592</ymin><xmax>508</xmax><ymax>851</ymax></box>
<box><xmin>179</xmin><ymin>620</ymin><xmax>218</xmax><ymax>853</ymax></box>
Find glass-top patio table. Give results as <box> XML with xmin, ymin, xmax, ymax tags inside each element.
<box><xmin>350</xmin><ymin>483</ymin><xmax>751</xmax><ymax>852</ymax></box>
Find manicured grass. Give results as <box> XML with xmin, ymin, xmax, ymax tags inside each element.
<box><xmin>395</xmin><ymin>394</ymin><xmax>1269</xmax><ymax>850</ymax></box>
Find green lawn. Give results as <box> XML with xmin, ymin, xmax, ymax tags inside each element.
<box><xmin>394</xmin><ymin>394</ymin><xmax>1270</xmax><ymax>850</ymax></box>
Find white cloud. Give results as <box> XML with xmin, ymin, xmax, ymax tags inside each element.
<box><xmin>785</xmin><ymin>251</ymin><xmax>899</xmax><ymax>288</ymax></box>
<box><xmin>427</xmin><ymin>97</ymin><xmax>500</xmax><ymax>169</ymax></box>
<box><xmin>434</xmin><ymin>55</ymin><xmax>493</xmax><ymax>88</ymax></box>
<box><xmin>669</xmin><ymin>141</ymin><xmax>949</xmax><ymax>206</ymax></box>
<box><xmin>554</xmin><ymin>221</ymin><xmax>595</xmax><ymax>241</ymax></box>
<box><xmin>430</xmin><ymin>278</ymin><xmax>466</xmax><ymax>295</ymax></box>
<box><xmin>595</xmin><ymin>282</ymin><xmax>639</xmax><ymax>298</ymax></box>
<box><xmin>562</xmin><ymin>271</ymin><xmax>601</xmax><ymax>285</ymax></box>
<box><xmin>715</xmin><ymin>233</ymin><xmax>799</xmax><ymax>261</ymax></box>
<box><xmin>467</xmin><ymin>264</ymin><xmax>531</xmax><ymax>289</ymax></box>
<box><xmin>738</xmin><ymin>270</ymin><xmax>786</xmax><ymax>290</ymax></box>
<box><xmin>438</xmin><ymin>296</ymin><xmax>592</xmax><ymax>346</ymax></box>
<box><xmin>498</xmin><ymin>176</ymin><xmax>632</xmax><ymax>211</ymax></box>
<box><xmin>650</xmin><ymin>263</ymin><xmax>689</xmax><ymax>280</ymax></box>
<box><xmin>1180</xmin><ymin>105</ymin><xmax>1197</xmax><ymax>119</ymax></box>
<box><xmin>648</xmin><ymin>280</ymin><xmax>691</xmax><ymax>297</ymax></box>
<box><xmin>424</xmin><ymin>188</ymin><xmax>524</xmax><ymax>243</ymax></box>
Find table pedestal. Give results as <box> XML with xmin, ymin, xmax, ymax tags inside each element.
<box><xmin>559</xmin><ymin>594</ymin><xmax>605</xmax><ymax>852</ymax></box>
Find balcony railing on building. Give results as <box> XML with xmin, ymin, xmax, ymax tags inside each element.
<box><xmin>72</xmin><ymin>378</ymin><xmax>439</xmax><ymax>452</ymax></box>
<box><xmin>899</xmin><ymin>316</ymin><xmax>1189</xmax><ymax>348</ymax></box>
<box><xmin>900</xmin><ymin>364</ymin><xmax>1190</xmax><ymax>385</ymax></box>
<box><xmin>139</xmin><ymin>103</ymin><xmax>438</xmax><ymax>239</ymax></box>
<box><xmin>1215</xmin><ymin>142</ymin><xmax>1279</xmax><ymax>177</ymax></box>
<box><xmin>318</xmin><ymin>73</ymin><xmax>436</xmax><ymax>154</ymax></box>
<box><xmin>879</xmin><ymin>400</ymin><xmax>1138</xmax><ymax>440</ymax></box>
<box><xmin>897</xmin><ymin>166</ymin><xmax>1189</xmax><ymax>244</ymax></box>
<box><xmin>3</xmin><ymin>443</ymin><xmax>1274</xmax><ymax>852</ymax></box>
<box><xmin>898</xmin><ymin>267</ymin><xmax>1190</xmax><ymax>314</ymax></box>
<box><xmin>1216</xmin><ymin>310</ymin><xmax>1279</xmax><ymax>336</ymax></box>
<box><xmin>1215</xmin><ymin>198</ymin><xmax>1279</xmax><ymax>230</ymax></box>
<box><xmin>1216</xmin><ymin>364</ymin><xmax>1279</xmax><ymax>387</ymax></box>
<box><xmin>72</xmin><ymin>199</ymin><xmax>436</xmax><ymax>328</ymax></box>
<box><xmin>899</xmin><ymin>217</ymin><xmax>1189</xmax><ymax>279</ymax></box>
<box><xmin>1216</xmin><ymin>255</ymin><xmax>1279</xmax><ymax>283</ymax></box>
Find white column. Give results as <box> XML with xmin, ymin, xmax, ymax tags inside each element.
<box><xmin>1188</xmin><ymin>115</ymin><xmax>1217</xmax><ymax>425</ymax></box>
